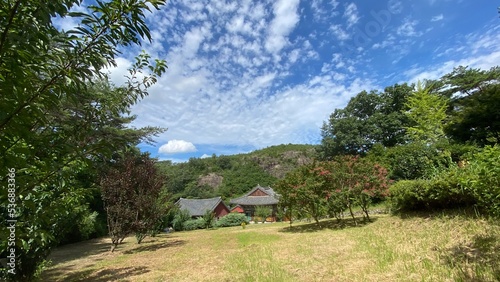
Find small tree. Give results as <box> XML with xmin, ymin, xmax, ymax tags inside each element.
<box><xmin>275</xmin><ymin>163</ymin><xmax>330</xmax><ymax>227</ymax></box>
<box><xmin>202</xmin><ymin>210</ymin><xmax>215</xmax><ymax>229</ymax></box>
<box><xmin>275</xmin><ymin>174</ymin><xmax>299</xmax><ymax>227</ymax></box>
<box><xmin>172</xmin><ymin>209</ymin><xmax>191</xmax><ymax>231</ymax></box>
<box><xmin>100</xmin><ymin>152</ymin><xmax>168</xmax><ymax>250</ymax></box>
<box><xmin>327</xmin><ymin>156</ymin><xmax>390</xmax><ymax>222</ymax></box>
<box><xmin>404</xmin><ymin>81</ymin><xmax>448</xmax><ymax>144</ymax></box>
<box><xmin>255</xmin><ymin>206</ymin><xmax>272</xmax><ymax>223</ymax></box>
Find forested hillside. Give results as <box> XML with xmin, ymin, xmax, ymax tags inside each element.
<box><xmin>157</xmin><ymin>144</ymin><xmax>317</xmax><ymax>201</ymax></box>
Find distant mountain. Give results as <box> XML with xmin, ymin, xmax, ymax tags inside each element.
<box><xmin>157</xmin><ymin>144</ymin><xmax>317</xmax><ymax>202</ymax></box>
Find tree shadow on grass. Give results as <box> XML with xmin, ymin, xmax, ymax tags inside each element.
<box><xmin>50</xmin><ymin>266</ymin><xmax>150</xmax><ymax>282</ymax></box>
<box><xmin>123</xmin><ymin>239</ymin><xmax>185</xmax><ymax>254</ymax></box>
<box><xmin>48</xmin><ymin>238</ymin><xmax>111</xmax><ymax>265</ymax></box>
<box><xmin>438</xmin><ymin>232</ymin><xmax>500</xmax><ymax>281</ymax></box>
<box><xmin>43</xmin><ymin>235</ymin><xmax>183</xmax><ymax>281</ymax></box>
<box><xmin>279</xmin><ymin>217</ymin><xmax>378</xmax><ymax>233</ymax></box>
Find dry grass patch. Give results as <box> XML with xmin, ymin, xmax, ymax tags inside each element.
<box><xmin>43</xmin><ymin>213</ymin><xmax>500</xmax><ymax>281</ymax></box>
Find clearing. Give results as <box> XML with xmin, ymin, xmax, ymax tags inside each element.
<box><xmin>43</xmin><ymin>212</ymin><xmax>500</xmax><ymax>281</ymax></box>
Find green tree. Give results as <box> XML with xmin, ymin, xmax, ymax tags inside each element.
<box><xmin>254</xmin><ymin>206</ymin><xmax>272</xmax><ymax>223</ymax></box>
<box><xmin>275</xmin><ymin>163</ymin><xmax>330</xmax><ymax>226</ymax></box>
<box><xmin>370</xmin><ymin>142</ymin><xmax>452</xmax><ymax>180</ymax></box>
<box><xmin>202</xmin><ymin>210</ymin><xmax>215</xmax><ymax>229</ymax></box>
<box><xmin>0</xmin><ymin>0</ymin><xmax>166</xmax><ymax>279</ymax></box>
<box><xmin>443</xmin><ymin>69</ymin><xmax>500</xmax><ymax>146</ymax></box>
<box><xmin>319</xmin><ymin>83</ymin><xmax>413</xmax><ymax>159</ymax></box>
<box><xmin>275</xmin><ymin>176</ymin><xmax>299</xmax><ymax>227</ymax></box>
<box><xmin>404</xmin><ymin>81</ymin><xmax>448</xmax><ymax>144</ymax></box>
<box><xmin>440</xmin><ymin>66</ymin><xmax>500</xmax><ymax>98</ymax></box>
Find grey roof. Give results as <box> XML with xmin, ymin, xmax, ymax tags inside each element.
<box><xmin>229</xmin><ymin>185</ymin><xmax>279</xmax><ymax>206</ymax></box>
<box><xmin>176</xmin><ymin>197</ymin><xmax>228</xmax><ymax>217</ymax></box>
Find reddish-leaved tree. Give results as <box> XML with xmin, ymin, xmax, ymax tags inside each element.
<box><xmin>100</xmin><ymin>152</ymin><xmax>168</xmax><ymax>251</ymax></box>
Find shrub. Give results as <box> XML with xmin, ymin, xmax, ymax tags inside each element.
<box><xmin>215</xmin><ymin>213</ymin><xmax>249</xmax><ymax>227</ymax></box>
<box><xmin>202</xmin><ymin>210</ymin><xmax>215</xmax><ymax>229</ymax></box>
<box><xmin>172</xmin><ymin>209</ymin><xmax>191</xmax><ymax>231</ymax></box>
<box><xmin>183</xmin><ymin>218</ymin><xmax>205</xmax><ymax>231</ymax></box>
<box><xmin>385</xmin><ymin>142</ymin><xmax>451</xmax><ymax>180</ymax></box>
<box><xmin>255</xmin><ymin>206</ymin><xmax>272</xmax><ymax>223</ymax></box>
<box><xmin>389</xmin><ymin>179</ymin><xmax>430</xmax><ymax>212</ymax></box>
<box><xmin>464</xmin><ymin>146</ymin><xmax>500</xmax><ymax>217</ymax></box>
<box><xmin>390</xmin><ymin>146</ymin><xmax>500</xmax><ymax>217</ymax></box>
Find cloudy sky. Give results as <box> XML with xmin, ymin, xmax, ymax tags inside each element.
<box><xmin>102</xmin><ymin>0</ymin><xmax>500</xmax><ymax>162</ymax></box>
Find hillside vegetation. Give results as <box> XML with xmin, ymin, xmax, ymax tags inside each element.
<box><xmin>157</xmin><ymin>144</ymin><xmax>317</xmax><ymax>201</ymax></box>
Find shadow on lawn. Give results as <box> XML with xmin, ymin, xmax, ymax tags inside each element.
<box><xmin>47</xmin><ymin>266</ymin><xmax>150</xmax><ymax>282</ymax></box>
<box><xmin>123</xmin><ymin>238</ymin><xmax>186</xmax><ymax>254</ymax></box>
<box><xmin>280</xmin><ymin>217</ymin><xmax>377</xmax><ymax>233</ymax></box>
<box><xmin>48</xmin><ymin>239</ymin><xmax>111</xmax><ymax>265</ymax></box>
<box><xmin>43</xmin><ymin>235</ymin><xmax>184</xmax><ymax>281</ymax></box>
<box><xmin>439</xmin><ymin>232</ymin><xmax>500</xmax><ymax>281</ymax></box>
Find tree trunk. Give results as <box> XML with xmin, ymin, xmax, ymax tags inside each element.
<box><xmin>348</xmin><ymin>203</ymin><xmax>357</xmax><ymax>225</ymax></box>
<box><xmin>314</xmin><ymin>216</ymin><xmax>321</xmax><ymax>227</ymax></box>
<box><xmin>363</xmin><ymin>209</ymin><xmax>370</xmax><ymax>221</ymax></box>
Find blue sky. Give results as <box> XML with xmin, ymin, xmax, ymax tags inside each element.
<box><xmin>66</xmin><ymin>0</ymin><xmax>500</xmax><ymax>162</ymax></box>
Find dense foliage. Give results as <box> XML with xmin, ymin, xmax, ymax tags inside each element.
<box><xmin>275</xmin><ymin>157</ymin><xmax>389</xmax><ymax>226</ymax></box>
<box><xmin>390</xmin><ymin>145</ymin><xmax>500</xmax><ymax>217</ymax></box>
<box><xmin>318</xmin><ymin>83</ymin><xmax>412</xmax><ymax>157</ymax></box>
<box><xmin>214</xmin><ymin>213</ymin><xmax>249</xmax><ymax>227</ymax></box>
<box><xmin>316</xmin><ymin>66</ymin><xmax>500</xmax><ymax>218</ymax></box>
<box><xmin>0</xmin><ymin>0</ymin><xmax>166</xmax><ymax>280</ymax></box>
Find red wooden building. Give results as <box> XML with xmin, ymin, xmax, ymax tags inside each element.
<box><xmin>230</xmin><ymin>205</ymin><xmax>244</xmax><ymax>213</ymax></box>
<box><xmin>229</xmin><ymin>185</ymin><xmax>279</xmax><ymax>222</ymax></box>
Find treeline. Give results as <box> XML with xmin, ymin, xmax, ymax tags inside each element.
<box><xmin>299</xmin><ymin>66</ymin><xmax>500</xmax><ymax>220</ymax></box>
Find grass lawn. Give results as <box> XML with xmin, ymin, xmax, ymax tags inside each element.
<box><xmin>43</xmin><ymin>212</ymin><xmax>500</xmax><ymax>281</ymax></box>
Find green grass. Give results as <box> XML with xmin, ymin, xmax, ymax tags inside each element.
<box><xmin>43</xmin><ymin>212</ymin><xmax>500</xmax><ymax>281</ymax></box>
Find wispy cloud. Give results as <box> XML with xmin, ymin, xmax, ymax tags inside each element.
<box><xmin>431</xmin><ymin>14</ymin><xmax>444</xmax><ymax>22</ymax></box>
<box><xmin>397</xmin><ymin>18</ymin><xmax>422</xmax><ymax>37</ymax></box>
<box><xmin>343</xmin><ymin>3</ymin><xmax>360</xmax><ymax>28</ymax></box>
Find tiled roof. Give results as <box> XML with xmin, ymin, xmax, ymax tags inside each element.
<box><xmin>229</xmin><ymin>185</ymin><xmax>279</xmax><ymax>206</ymax></box>
<box><xmin>176</xmin><ymin>196</ymin><xmax>227</xmax><ymax>217</ymax></box>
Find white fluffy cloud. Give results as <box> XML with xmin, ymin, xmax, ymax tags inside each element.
<box><xmin>158</xmin><ymin>140</ymin><xmax>197</xmax><ymax>154</ymax></box>
<box><xmin>265</xmin><ymin>0</ymin><xmax>300</xmax><ymax>54</ymax></box>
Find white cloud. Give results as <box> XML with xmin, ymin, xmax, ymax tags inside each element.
<box><xmin>265</xmin><ymin>0</ymin><xmax>300</xmax><ymax>54</ymax></box>
<box><xmin>200</xmin><ymin>154</ymin><xmax>211</xmax><ymax>159</ymax></box>
<box><xmin>431</xmin><ymin>14</ymin><xmax>444</xmax><ymax>22</ymax></box>
<box><xmin>387</xmin><ymin>0</ymin><xmax>403</xmax><ymax>14</ymax></box>
<box><xmin>397</xmin><ymin>18</ymin><xmax>421</xmax><ymax>37</ymax></box>
<box><xmin>105</xmin><ymin>1</ymin><xmax>499</xmax><ymax>158</ymax></box>
<box><xmin>159</xmin><ymin>140</ymin><xmax>197</xmax><ymax>154</ymax></box>
<box><xmin>343</xmin><ymin>3</ymin><xmax>359</xmax><ymax>28</ymax></box>
<box><xmin>183</xmin><ymin>23</ymin><xmax>211</xmax><ymax>58</ymax></box>
<box><xmin>330</xmin><ymin>24</ymin><xmax>349</xmax><ymax>41</ymax></box>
